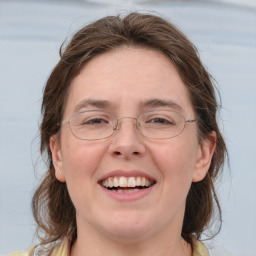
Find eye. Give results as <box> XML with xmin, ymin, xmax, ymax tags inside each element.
<box><xmin>81</xmin><ymin>117</ymin><xmax>109</xmax><ymax>125</ymax></box>
<box><xmin>144</xmin><ymin>114</ymin><xmax>176</xmax><ymax>126</ymax></box>
<box><xmin>72</xmin><ymin>111</ymin><xmax>113</xmax><ymax>127</ymax></box>
<box><xmin>147</xmin><ymin>117</ymin><xmax>174</xmax><ymax>125</ymax></box>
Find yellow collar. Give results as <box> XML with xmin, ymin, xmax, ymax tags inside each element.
<box><xmin>193</xmin><ymin>240</ymin><xmax>210</xmax><ymax>256</ymax></box>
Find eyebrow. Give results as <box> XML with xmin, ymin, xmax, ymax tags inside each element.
<box><xmin>74</xmin><ymin>99</ymin><xmax>115</xmax><ymax>113</ymax></box>
<box><xmin>139</xmin><ymin>99</ymin><xmax>184</xmax><ymax>113</ymax></box>
<box><xmin>73</xmin><ymin>98</ymin><xmax>184</xmax><ymax>114</ymax></box>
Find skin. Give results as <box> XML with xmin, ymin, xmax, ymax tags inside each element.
<box><xmin>50</xmin><ymin>46</ymin><xmax>216</xmax><ymax>256</ymax></box>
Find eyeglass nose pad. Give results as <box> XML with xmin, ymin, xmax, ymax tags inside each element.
<box><xmin>135</xmin><ymin>121</ymin><xmax>141</xmax><ymax>131</ymax></box>
<box><xmin>113</xmin><ymin>124</ymin><xmax>118</xmax><ymax>131</ymax></box>
<box><xmin>113</xmin><ymin>119</ymin><xmax>119</xmax><ymax>131</ymax></box>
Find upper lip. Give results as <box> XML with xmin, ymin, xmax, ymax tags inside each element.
<box><xmin>98</xmin><ymin>170</ymin><xmax>156</xmax><ymax>183</ymax></box>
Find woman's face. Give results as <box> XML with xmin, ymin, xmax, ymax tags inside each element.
<box><xmin>51</xmin><ymin>46</ymin><xmax>215</xmax><ymax>242</ymax></box>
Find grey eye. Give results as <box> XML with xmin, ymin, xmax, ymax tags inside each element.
<box><xmin>147</xmin><ymin>118</ymin><xmax>174</xmax><ymax>125</ymax></box>
<box><xmin>83</xmin><ymin>118</ymin><xmax>109</xmax><ymax>125</ymax></box>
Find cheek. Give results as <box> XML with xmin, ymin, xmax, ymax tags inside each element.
<box><xmin>147</xmin><ymin>142</ymin><xmax>198</xmax><ymax>221</ymax></box>
<box><xmin>60</xmin><ymin>139</ymin><xmax>106</xmax><ymax>186</ymax></box>
<box><xmin>60</xmin><ymin>140</ymin><xmax>108</xmax><ymax>210</ymax></box>
<box><xmin>151</xmin><ymin>140</ymin><xmax>198</xmax><ymax>191</ymax></box>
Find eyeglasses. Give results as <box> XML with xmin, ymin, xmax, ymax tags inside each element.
<box><xmin>61</xmin><ymin>110</ymin><xmax>197</xmax><ymax>141</ymax></box>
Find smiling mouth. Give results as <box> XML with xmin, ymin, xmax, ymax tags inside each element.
<box><xmin>100</xmin><ymin>176</ymin><xmax>156</xmax><ymax>193</ymax></box>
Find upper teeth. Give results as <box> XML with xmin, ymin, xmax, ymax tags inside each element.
<box><xmin>101</xmin><ymin>176</ymin><xmax>154</xmax><ymax>188</ymax></box>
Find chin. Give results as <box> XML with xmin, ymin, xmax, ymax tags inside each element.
<box><xmin>98</xmin><ymin>212</ymin><xmax>154</xmax><ymax>242</ymax></box>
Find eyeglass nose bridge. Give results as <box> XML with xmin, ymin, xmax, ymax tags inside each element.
<box><xmin>113</xmin><ymin>116</ymin><xmax>139</xmax><ymax>132</ymax></box>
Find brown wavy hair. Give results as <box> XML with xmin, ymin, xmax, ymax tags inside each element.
<box><xmin>32</xmin><ymin>12</ymin><xmax>227</xmax><ymax>252</ymax></box>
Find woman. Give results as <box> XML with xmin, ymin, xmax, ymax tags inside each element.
<box><xmin>10</xmin><ymin>12</ymin><xmax>227</xmax><ymax>256</ymax></box>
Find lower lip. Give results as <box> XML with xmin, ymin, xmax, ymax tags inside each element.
<box><xmin>100</xmin><ymin>185</ymin><xmax>155</xmax><ymax>201</ymax></box>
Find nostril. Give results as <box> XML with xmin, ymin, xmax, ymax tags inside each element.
<box><xmin>113</xmin><ymin>151</ymin><xmax>139</xmax><ymax>156</ymax></box>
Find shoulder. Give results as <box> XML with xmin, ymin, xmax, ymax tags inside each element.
<box><xmin>7</xmin><ymin>246</ymin><xmax>36</xmax><ymax>256</ymax></box>
<box><xmin>8</xmin><ymin>238</ymin><xmax>70</xmax><ymax>256</ymax></box>
<box><xmin>193</xmin><ymin>240</ymin><xmax>210</xmax><ymax>256</ymax></box>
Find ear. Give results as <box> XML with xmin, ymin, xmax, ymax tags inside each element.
<box><xmin>50</xmin><ymin>135</ymin><xmax>66</xmax><ymax>182</ymax></box>
<box><xmin>192</xmin><ymin>131</ymin><xmax>217</xmax><ymax>182</ymax></box>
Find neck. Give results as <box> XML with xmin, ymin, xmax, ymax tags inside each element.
<box><xmin>70</xmin><ymin>223</ymin><xmax>192</xmax><ymax>256</ymax></box>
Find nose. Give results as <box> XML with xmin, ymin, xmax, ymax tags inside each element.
<box><xmin>108</xmin><ymin>116</ymin><xmax>146</xmax><ymax>159</ymax></box>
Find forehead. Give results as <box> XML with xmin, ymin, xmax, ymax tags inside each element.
<box><xmin>64</xmin><ymin>46</ymin><xmax>193</xmax><ymax>117</ymax></box>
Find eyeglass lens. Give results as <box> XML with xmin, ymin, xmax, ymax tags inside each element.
<box><xmin>68</xmin><ymin>110</ymin><xmax>187</xmax><ymax>140</ymax></box>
